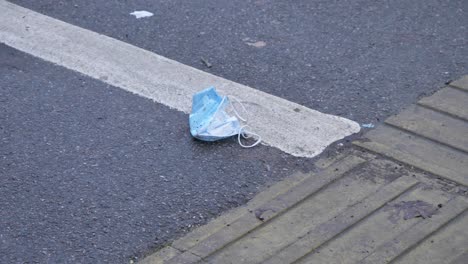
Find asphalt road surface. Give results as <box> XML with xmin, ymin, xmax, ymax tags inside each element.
<box><xmin>1</xmin><ymin>0</ymin><xmax>467</xmax><ymax>263</ymax></box>
<box><xmin>11</xmin><ymin>0</ymin><xmax>468</xmax><ymax>123</ymax></box>
<box><xmin>0</xmin><ymin>44</ymin><xmax>315</xmax><ymax>263</ymax></box>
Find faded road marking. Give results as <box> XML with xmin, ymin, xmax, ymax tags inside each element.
<box><xmin>0</xmin><ymin>0</ymin><xmax>360</xmax><ymax>157</ymax></box>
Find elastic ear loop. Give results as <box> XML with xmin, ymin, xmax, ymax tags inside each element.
<box><xmin>228</xmin><ymin>96</ymin><xmax>262</xmax><ymax>148</ymax></box>
<box><xmin>238</xmin><ymin>125</ymin><xmax>262</xmax><ymax>148</ymax></box>
<box><xmin>229</xmin><ymin>96</ymin><xmax>248</xmax><ymax>122</ymax></box>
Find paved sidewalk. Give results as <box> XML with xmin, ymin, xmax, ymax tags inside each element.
<box><xmin>141</xmin><ymin>76</ymin><xmax>468</xmax><ymax>264</ymax></box>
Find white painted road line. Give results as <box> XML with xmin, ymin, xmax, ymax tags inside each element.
<box><xmin>0</xmin><ymin>1</ymin><xmax>360</xmax><ymax>158</ymax></box>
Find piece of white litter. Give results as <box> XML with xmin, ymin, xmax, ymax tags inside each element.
<box><xmin>361</xmin><ymin>123</ymin><xmax>375</xmax><ymax>128</ymax></box>
<box><xmin>245</xmin><ymin>41</ymin><xmax>267</xmax><ymax>48</ymax></box>
<box><xmin>130</xmin><ymin>11</ymin><xmax>153</xmax><ymax>19</ymax></box>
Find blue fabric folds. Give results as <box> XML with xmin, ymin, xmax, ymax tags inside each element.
<box><xmin>189</xmin><ymin>87</ymin><xmax>241</xmax><ymax>141</ymax></box>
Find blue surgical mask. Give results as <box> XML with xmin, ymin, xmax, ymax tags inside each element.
<box><xmin>189</xmin><ymin>87</ymin><xmax>261</xmax><ymax>147</ymax></box>
<box><xmin>190</xmin><ymin>87</ymin><xmax>241</xmax><ymax>141</ymax></box>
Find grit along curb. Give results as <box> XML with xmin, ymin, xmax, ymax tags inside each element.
<box><xmin>141</xmin><ymin>151</ymin><xmax>467</xmax><ymax>264</ymax></box>
<box><xmin>141</xmin><ymin>76</ymin><xmax>468</xmax><ymax>263</ymax></box>
<box><xmin>355</xmin><ymin>75</ymin><xmax>468</xmax><ymax>186</ymax></box>
<box><xmin>0</xmin><ymin>0</ymin><xmax>360</xmax><ymax>158</ymax></box>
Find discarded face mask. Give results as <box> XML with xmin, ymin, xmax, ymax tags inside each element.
<box><xmin>189</xmin><ymin>87</ymin><xmax>261</xmax><ymax>148</ymax></box>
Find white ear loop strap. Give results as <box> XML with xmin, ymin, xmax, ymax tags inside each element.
<box><xmin>229</xmin><ymin>96</ymin><xmax>248</xmax><ymax>122</ymax></box>
<box><xmin>227</xmin><ymin>96</ymin><xmax>262</xmax><ymax>148</ymax></box>
<box><xmin>238</xmin><ymin>125</ymin><xmax>262</xmax><ymax>148</ymax></box>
